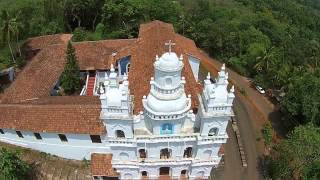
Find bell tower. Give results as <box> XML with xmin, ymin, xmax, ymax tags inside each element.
<box><xmin>142</xmin><ymin>41</ymin><xmax>192</xmax><ymax>135</ymax></box>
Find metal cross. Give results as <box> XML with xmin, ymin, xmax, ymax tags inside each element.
<box><xmin>165</xmin><ymin>40</ymin><xmax>175</xmax><ymax>54</ymax></box>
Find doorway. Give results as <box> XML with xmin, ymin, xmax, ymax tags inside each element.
<box><xmin>159</xmin><ymin>167</ymin><xmax>170</xmax><ymax>176</ymax></box>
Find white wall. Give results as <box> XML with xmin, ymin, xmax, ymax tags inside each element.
<box><xmin>188</xmin><ymin>55</ymin><xmax>200</xmax><ymax>81</ymax></box>
<box><xmin>0</xmin><ymin>129</ymin><xmax>110</xmax><ymax>160</ymax></box>
<box><xmin>104</xmin><ymin>119</ymin><xmax>133</xmax><ymax>138</ymax></box>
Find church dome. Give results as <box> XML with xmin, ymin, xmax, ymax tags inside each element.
<box><xmin>155</xmin><ymin>52</ymin><xmax>183</xmax><ymax>71</ymax></box>
<box><xmin>146</xmin><ymin>93</ymin><xmax>188</xmax><ymax>113</ymax></box>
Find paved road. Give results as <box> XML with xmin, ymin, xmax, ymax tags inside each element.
<box><xmin>211</xmin><ymin>96</ymin><xmax>262</xmax><ymax>180</ymax></box>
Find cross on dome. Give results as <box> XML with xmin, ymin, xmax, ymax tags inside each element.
<box><xmin>165</xmin><ymin>40</ymin><xmax>175</xmax><ymax>54</ymax></box>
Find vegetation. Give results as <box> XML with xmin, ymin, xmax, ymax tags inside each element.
<box><xmin>0</xmin><ymin>0</ymin><xmax>320</xmax><ymax>179</ymax></box>
<box><xmin>262</xmin><ymin>122</ymin><xmax>273</xmax><ymax>147</ymax></box>
<box><xmin>0</xmin><ymin>148</ymin><xmax>29</xmax><ymax>180</ymax></box>
<box><xmin>267</xmin><ymin>125</ymin><xmax>320</xmax><ymax>179</ymax></box>
<box><xmin>60</xmin><ymin>41</ymin><xmax>80</xmax><ymax>95</ymax></box>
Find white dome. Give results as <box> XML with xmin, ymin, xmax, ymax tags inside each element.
<box><xmin>146</xmin><ymin>93</ymin><xmax>188</xmax><ymax>113</ymax></box>
<box><xmin>155</xmin><ymin>52</ymin><xmax>182</xmax><ymax>71</ymax></box>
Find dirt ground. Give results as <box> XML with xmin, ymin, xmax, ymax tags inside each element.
<box><xmin>0</xmin><ymin>142</ymin><xmax>91</xmax><ymax>180</ymax></box>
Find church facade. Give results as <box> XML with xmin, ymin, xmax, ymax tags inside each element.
<box><xmin>0</xmin><ymin>21</ymin><xmax>235</xmax><ymax>179</ymax></box>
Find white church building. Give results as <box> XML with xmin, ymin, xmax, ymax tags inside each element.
<box><xmin>0</xmin><ymin>21</ymin><xmax>235</xmax><ymax>179</ymax></box>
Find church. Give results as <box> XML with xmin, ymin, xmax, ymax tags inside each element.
<box><xmin>0</xmin><ymin>21</ymin><xmax>235</xmax><ymax>179</ymax></box>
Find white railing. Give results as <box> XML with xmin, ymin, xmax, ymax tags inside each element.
<box><xmin>80</xmin><ymin>73</ymin><xmax>89</xmax><ymax>96</ymax></box>
<box><xmin>93</xmin><ymin>72</ymin><xmax>98</xmax><ymax>96</ymax></box>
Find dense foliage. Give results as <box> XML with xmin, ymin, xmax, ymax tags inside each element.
<box><xmin>61</xmin><ymin>41</ymin><xmax>81</xmax><ymax>95</ymax></box>
<box><xmin>268</xmin><ymin>125</ymin><xmax>320</xmax><ymax>179</ymax></box>
<box><xmin>1</xmin><ymin>0</ymin><xmax>320</xmax><ymax>179</ymax></box>
<box><xmin>0</xmin><ymin>148</ymin><xmax>29</xmax><ymax>180</ymax></box>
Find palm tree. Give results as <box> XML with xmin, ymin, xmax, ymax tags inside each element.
<box><xmin>1</xmin><ymin>10</ymin><xmax>20</xmax><ymax>63</ymax></box>
<box><xmin>254</xmin><ymin>46</ymin><xmax>275</xmax><ymax>72</ymax></box>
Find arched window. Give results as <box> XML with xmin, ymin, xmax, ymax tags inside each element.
<box><xmin>183</xmin><ymin>147</ymin><xmax>193</xmax><ymax>158</ymax></box>
<box><xmin>116</xmin><ymin>130</ymin><xmax>125</xmax><ymax>138</ymax></box>
<box><xmin>181</xmin><ymin>169</ymin><xmax>187</xmax><ymax>176</ymax></box>
<box><xmin>160</xmin><ymin>148</ymin><xmax>172</xmax><ymax>159</ymax></box>
<box><xmin>165</xmin><ymin>77</ymin><xmax>172</xmax><ymax>86</ymax></box>
<box><xmin>119</xmin><ymin>152</ymin><xmax>129</xmax><ymax>161</ymax></box>
<box><xmin>141</xmin><ymin>171</ymin><xmax>148</xmax><ymax>176</ymax></box>
<box><xmin>139</xmin><ymin>149</ymin><xmax>147</xmax><ymax>159</ymax></box>
<box><xmin>161</xmin><ymin>123</ymin><xmax>173</xmax><ymax>134</ymax></box>
<box><xmin>126</xmin><ymin>63</ymin><xmax>130</xmax><ymax>73</ymax></box>
<box><xmin>208</xmin><ymin>127</ymin><xmax>219</xmax><ymax>136</ymax></box>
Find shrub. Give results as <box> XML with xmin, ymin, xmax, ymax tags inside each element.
<box><xmin>0</xmin><ymin>148</ymin><xmax>29</xmax><ymax>180</ymax></box>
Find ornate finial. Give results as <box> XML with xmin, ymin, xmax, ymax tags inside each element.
<box><xmin>221</xmin><ymin>63</ymin><xmax>225</xmax><ymax>70</ymax></box>
<box><xmin>207</xmin><ymin>72</ymin><xmax>211</xmax><ymax>80</ymax></box>
<box><xmin>156</xmin><ymin>55</ymin><xmax>159</xmax><ymax>61</ymax></box>
<box><xmin>179</xmin><ymin>54</ymin><xmax>183</xmax><ymax>61</ymax></box>
<box><xmin>230</xmin><ymin>85</ymin><xmax>235</xmax><ymax>93</ymax></box>
<box><xmin>110</xmin><ymin>64</ymin><xmax>115</xmax><ymax>72</ymax></box>
<box><xmin>165</xmin><ymin>40</ymin><xmax>176</xmax><ymax>54</ymax></box>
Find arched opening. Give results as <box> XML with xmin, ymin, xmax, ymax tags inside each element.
<box><xmin>126</xmin><ymin>63</ymin><xmax>130</xmax><ymax>73</ymax></box>
<box><xmin>196</xmin><ymin>171</ymin><xmax>205</xmax><ymax>178</ymax></box>
<box><xmin>160</xmin><ymin>148</ymin><xmax>172</xmax><ymax>159</ymax></box>
<box><xmin>141</xmin><ymin>171</ymin><xmax>148</xmax><ymax>176</ymax></box>
<box><xmin>183</xmin><ymin>147</ymin><xmax>193</xmax><ymax>158</ymax></box>
<box><xmin>116</xmin><ymin>130</ymin><xmax>125</xmax><ymax>138</ymax></box>
<box><xmin>159</xmin><ymin>167</ymin><xmax>170</xmax><ymax>176</ymax></box>
<box><xmin>123</xmin><ymin>173</ymin><xmax>133</xmax><ymax>179</ymax></box>
<box><xmin>180</xmin><ymin>169</ymin><xmax>188</xmax><ymax>178</ymax></box>
<box><xmin>139</xmin><ymin>149</ymin><xmax>147</xmax><ymax>159</ymax></box>
<box><xmin>203</xmin><ymin>150</ymin><xmax>212</xmax><ymax>159</ymax></box>
<box><xmin>208</xmin><ymin>127</ymin><xmax>219</xmax><ymax>136</ymax></box>
<box><xmin>119</xmin><ymin>152</ymin><xmax>129</xmax><ymax>161</ymax></box>
<box><xmin>161</xmin><ymin>123</ymin><xmax>173</xmax><ymax>134</ymax></box>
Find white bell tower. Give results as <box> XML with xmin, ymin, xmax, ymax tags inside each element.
<box><xmin>142</xmin><ymin>41</ymin><xmax>192</xmax><ymax>135</ymax></box>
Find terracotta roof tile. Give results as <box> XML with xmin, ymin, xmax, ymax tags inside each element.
<box><xmin>0</xmin><ymin>20</ymin><xmax>211</xmax><ymax>134</ymax></box>
<box><xmin>25</xmin><ymin>34</ymin><xmax>72</xmax><ymax>50</ymax></box>
<box><xmin>73</xmin><ymin>39</ymin><xmax>136</xmax><ymax>70</ymax></box>
<box><xmin>91</xmin><ymin>153</ymin><xmax>118</xmax><ymax>177</ymax></box>
<box><xmin>0</xmin><ymin>98</ymin><xmax>104</xmax><ymax>134</ymax></box>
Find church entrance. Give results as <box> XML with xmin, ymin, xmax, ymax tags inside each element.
<box><xmin>159</xmin><ymin>167</ymin><xmax>171</xmax><ymax>176</ymax></box>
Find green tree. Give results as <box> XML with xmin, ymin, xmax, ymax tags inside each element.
<box><xmin>0</xmin><ymin>148</ymin><xmax>29</xmax><ymax>180</ymax></box>
<box><xmin>271</xmin><ymin>124</ymin><xmax>320</xmax><ymax>179</ymax></box>
<box><xmin>72</xmin><ymin>27</ymin><xmax>88</xmax><ymax>42</ymax></box>
<box><xmin>61</xmin><ymin>41</ymin><xmax>81</xmax><ymax>95</ymax></box>
<box><xmin>1</xmin><ymin>10</ymin><xmax>19</xmax><ymax>63</ymax></box>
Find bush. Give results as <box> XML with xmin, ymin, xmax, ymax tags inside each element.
<box><xmin>0</xmin><ymin>148</ymin><xmax>29</xmax><ymax>180</ymax></box>
<box><xmin>72</xmin><ymin>27</ymin><xmax>88</xmax><ymax>42</ymax></box>
<box><xmin>262</xmin><ymin>122</ymin><xmax>273</xmax><ymax>146</ymax></box>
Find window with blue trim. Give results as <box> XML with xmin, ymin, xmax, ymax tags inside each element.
<box><xmin>161</xmin><ymin>123</ymin><xmax>173</xmax><ymax>134</ymax></box>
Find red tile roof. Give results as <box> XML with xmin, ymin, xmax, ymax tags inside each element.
<box><xmin>0</xmin><ymin>20</ymin><xmax>209</xmax><ymax>134</ymax></box>
<box><xmin>91</xmin><ymin>153</ymin><xmax>118</xmax><ymax>177</ymax></box>
<box><xmin>25</xmin><ymin>34</ymin><xmax>72</xmax><ymax>50</ymax></box>
<box><xmin>0</xmin><ymin>97</ymin><xmax>105</xmax><ymax>134</ymax></box>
